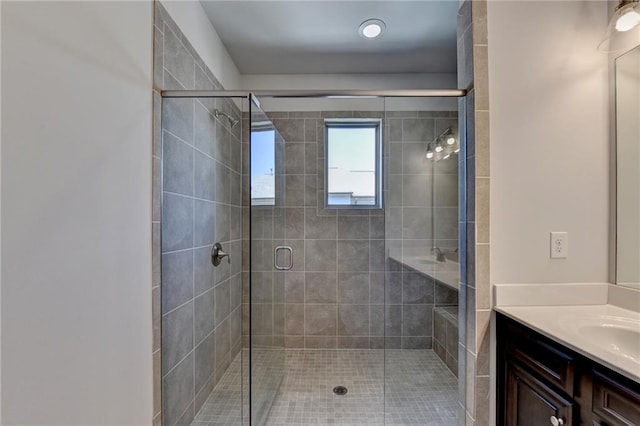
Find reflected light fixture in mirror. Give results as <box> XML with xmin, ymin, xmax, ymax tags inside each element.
<box><xmin>425</xmin><ymin>144</ymin><xmax>434</xmax><ymax>159</ymax></box>
<box><xmin>425</xmin><ymin>128</ymin><xmax>459</xmax><ymax>162</ymax></box>
<box><xmin>599</xmin><ymin>0</ymin><xmax>640</xmax><ymax>52</ymax></box>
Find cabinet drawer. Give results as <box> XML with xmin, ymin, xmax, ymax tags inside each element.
<box><xmin>592</xmin><ymin>370</ymin><xmax>640</xmax><ymax>426</ymax></box>
<box><xmin>505</xmin><ymin>321</ymin><xmax>576</xmax><ymax>395</ymax></box>
<box><xmin>506</xmin><ymin>360</ymin><xmax>575</xmax><ymax>426</ymax></box>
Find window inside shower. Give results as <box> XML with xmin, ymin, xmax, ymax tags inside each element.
<box><xmin>250</xmin><ymin>128</ymin><xmax>276</xmax><ymax>206</ymax></box>
<box><xmin>325</xmin><ymin>120</ymin><xmax>382</xmax><ymax>208</ymax></box>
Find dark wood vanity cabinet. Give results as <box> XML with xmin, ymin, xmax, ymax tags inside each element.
<box><xmin>497</xmin><ymin>313</ymin><xmax>640</xmax><ymax>426</ymax></box>
<box><xmin>505</xmin><ymin>360</ymin><xmax>575</xmax><ymax>425</ymax></box>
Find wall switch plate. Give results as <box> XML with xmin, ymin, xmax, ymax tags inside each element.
<box><xmin>550</xmin><ymin>232</ymin><xmax>568</xmax><ymax>259</ymax></box>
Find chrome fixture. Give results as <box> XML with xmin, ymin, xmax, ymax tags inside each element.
<box><xmin>599</xmin><ymin>0</ymin><xmax>640</xmax><ymax>52</ymax></box>
<box><xmin>431</xmin><ymin>247</ymin><xmax>458</xmax><ymax>263</ymax></box>
<box><xmin>425</xmin><ymin>127</ymin><xmax>459</xmax><ymax>162</ymax></box>
<box><xmin>214</xmin><ymin>108</ymin><xmax>239</xmax><ymax>128</ymax></box>
<box><xmin>161</xmin><ymin>89</ymin><xmax>468</xmax><ymax>99</ymax></box>
<box><xmin>211</xmin><ymin>242</ymin><xmax>230</xmax><ymax>266</ymax></box>
<box><xmin>333</xmin><ymin>386</ymin><xmax>348</xmax><ymax>396</ymax></box>
<box><xmin>359</xmin><ymin>19</ymin><xmax>386</xmax><ymax>39</ymax></box>
<box><xmin>431</xmin><ymin>247</ymin><xmax>447</xmax><ymax>262</ymax></box>
<box><xmin>274</xmin><ymin>246</ymin><xmax>293</xmax><ymax>271</ymax></box>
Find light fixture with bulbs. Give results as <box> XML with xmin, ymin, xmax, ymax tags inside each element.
<box><xmin>424</xmin><ymin>127</ymin><xmax>459</xmax><ymax>162</ymax></box>
<box><xmin>599</xmin><ymin>0</ymin><xmax>640</xmax><ymax>52</ymax></box>
<box><xmin>425</xmin><ymin>144</ymin><xmax>434</xmax><ymax>159</ymax></box>
<box><xmin>359</xmin><ymin>19</ymin><xmax>386</xmax><ymax>39</ymax></box>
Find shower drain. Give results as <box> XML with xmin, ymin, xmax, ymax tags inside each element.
<box><xmin>333</xmin><ymin>386</ymin><xmax>348</xmax><ymax>396</ymax></box>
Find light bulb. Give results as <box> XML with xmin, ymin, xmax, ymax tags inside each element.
<box><xmin>446</xmin><ymin>135</ymin><xmax>455</xmax><ymax>145</ymax></box>
<box><xmin>616</xmin><ymin>9</ymin><xmax>640</xmax><ymax>32</ymax></box>
<box><xmin>443</xmin><ymin>154</ymin><xmax>450</xmax><ymax>159</ymax></box>
<box><xmin>454</xmin><ymin>148</ymin><xmax>460</xmax><ymax>153</ymax></box>
<box><xmin>599</xmin><ymin>1</ymin><xmax>640</xmax><ymax>52</ymax></box>
<box><xmin>426</xmin><ymin>151</ymin><xmax>434</xmax><ymax>159</ymax></box>
<box><xmin>435</xmin><ymin>142</ymin><xmax>443</xmax><ymax>153</ymax></box>
<box><xmin>362</xmin><ymin>24</ymin><xmax>382</xmax><ymax>38</ymax></box>
<box><xmin>359</xmin><ymin>19</ymin><xmax>386</xmax><ymax>39</ymax></box>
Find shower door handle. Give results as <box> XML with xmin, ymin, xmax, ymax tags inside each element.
<box><xmin>274</xmin><ymin>246</ymin><xmax>293</xmax><ymax>271</ymax></box>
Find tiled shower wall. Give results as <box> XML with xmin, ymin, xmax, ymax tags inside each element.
<box><xmin>241</xmin><ymin>113</ymin><xmax>288</xmax><ymax>350</ymax></box>
<box><xmin>242</xmin><ymin>110</ymin><xmax>458</xmax><ymax>350</ymax></box>
<box><xmin>153</xmin><ymin>4</ymin><xmax>242</xmax><ymax>425</ymax></box>
<box><xmin>385</xmin><ymin>110</ymin><xmax>460</xmax><ymax>350</ymax></box>
<box><xmin>457</xmin><ymin>0</ymin><xmax>491</xmax><ymax>425</ymax></box>
<box><xmin>386</xmin><ymin>111</ymin><xmax>459</xmax><ymax>255</ymax></box>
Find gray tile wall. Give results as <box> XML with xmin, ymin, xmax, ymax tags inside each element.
<box><xmin>244</xmin><ymin>119</ymin><xmax>287</xmax><ymax>350</ymax></box>
<box><xmin>433</xmin><ymin>306</ymin><xmax>459</xmax><ymax>376</ymax></box>
<box><xmin>386</xmin><ymin>110</ymin><xmax>459</xmax><ymax>257</ymax></box>
<box><xmin>458</xmin><ymin>1</ymin><xmax>491</xmax><ymax>425</ymax></box>
<box><xmin>385</xmin><ymin>111</ymin><xmax>459</xmax><ymax>350</ymax></box>
<box><xmin>242</xmin><ymin>110</ymin><xmax>457</xmax><ymax>350</ymax></box>
<box><xmin>154</xmin><ymin>3</ymin><xmax>243</xmax><ymax>426</ymax></box>
<box><xmin>243</xmin><ymin>111</ymin><xmax>386</xmax><ymax>350</ymax></box>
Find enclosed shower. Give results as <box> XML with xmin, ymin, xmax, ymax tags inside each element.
<box><xmin>159</xmin><ymin>89</ymin><xmax>465</xmax><ymax>425</ymax></box>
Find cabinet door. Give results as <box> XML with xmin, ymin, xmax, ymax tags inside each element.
<box><xmin>506</xmin><ymin>361</ymin><xmax>575</xmax><ymax>426</ymax></box>
<box><xmin>592</xmin><ymin>370</ymin><xmax>640</xmax><ymax>426</ymax></box>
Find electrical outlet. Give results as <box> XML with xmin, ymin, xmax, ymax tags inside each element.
<box><xmin>550</xmin><ymin>232</ymin><xmax>568</xmax><ymax>259</ymax></box>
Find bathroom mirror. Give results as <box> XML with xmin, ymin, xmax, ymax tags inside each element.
<box><xmin>615</xmin><ymin>45</ymin><xmax>640</xmax><ymax>290</ymax></box>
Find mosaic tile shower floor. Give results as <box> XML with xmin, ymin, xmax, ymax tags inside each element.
<box><xmin>192</xmin><ymin>349</ymin><xmax>458</xmax><ymax>426</ymax></box>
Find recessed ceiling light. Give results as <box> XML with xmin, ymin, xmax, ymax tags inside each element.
<box><xmin>359</xmin><ymin>19</ymin><xmax>385</xmax><ymax>39</ymax></box>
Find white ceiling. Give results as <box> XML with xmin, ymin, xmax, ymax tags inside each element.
<box><xmin>199</xmin><ymin>1</ymin><xmax>458</xmax><ymax>75</ymax></box>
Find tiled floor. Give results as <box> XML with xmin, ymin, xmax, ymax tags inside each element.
<box><xmin>191</xmin><ymin>352</ymin><xmax>244</xmax><ymax>426</ymax></box>
<box><xmin>192</xmin><ymin>349</ymin><xmax>458</xmax><ymax>426</ymax></box>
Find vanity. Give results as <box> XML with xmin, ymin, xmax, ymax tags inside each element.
<box><xmin>496</xmin><ymin>304</ymin><xmax>640</xmax><ymax>426</ymax></box>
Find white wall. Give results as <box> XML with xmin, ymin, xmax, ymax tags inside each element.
<box><xmin>488</xmin><ymin>0</ymin><xmax>610</xmax><ymax>285</ymax></box>
<box><xmin>161</xmin><ymin>0</ymin><xmax>241</xmax><ymax>90</ymax></box>
<box><xmin>1</xmin><ymin>2</ymin><xmax>153</xmax><ymax>424</ymax></box>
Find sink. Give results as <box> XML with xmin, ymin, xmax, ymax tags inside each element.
<box><xmin>578</xmin><ymin>324</ymin><xmax>640</xmax><ymax>362</ymax></box>
<box><xmin>559</xmin><ymin>314</ymin><xmax>640</xmax><ymax>364</ymax></box>
<box><xmin>497</xmin><ymin>305</ymin><xmax>640</xmax><ymax>382</ymax></box>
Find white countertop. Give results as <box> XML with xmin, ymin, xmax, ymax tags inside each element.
<box><xmin>388</xmin><ymin>249</ymin><xmax>459</xmax><ymax>290</ymax></box>
<box><xmin>496</xmin><ymin>304</ymin><xmax>640</xmax><ymax>383</ymax></box>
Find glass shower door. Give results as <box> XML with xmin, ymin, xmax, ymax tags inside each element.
<box><xmin>248</xmin><ymin>96</ymin><xmax>286</xmax><ymax>425</ymax></box>
<box><xmin>383</xmin><ymin>97</ymin><xmax>462</xmax><ymax>425</ymax></box>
